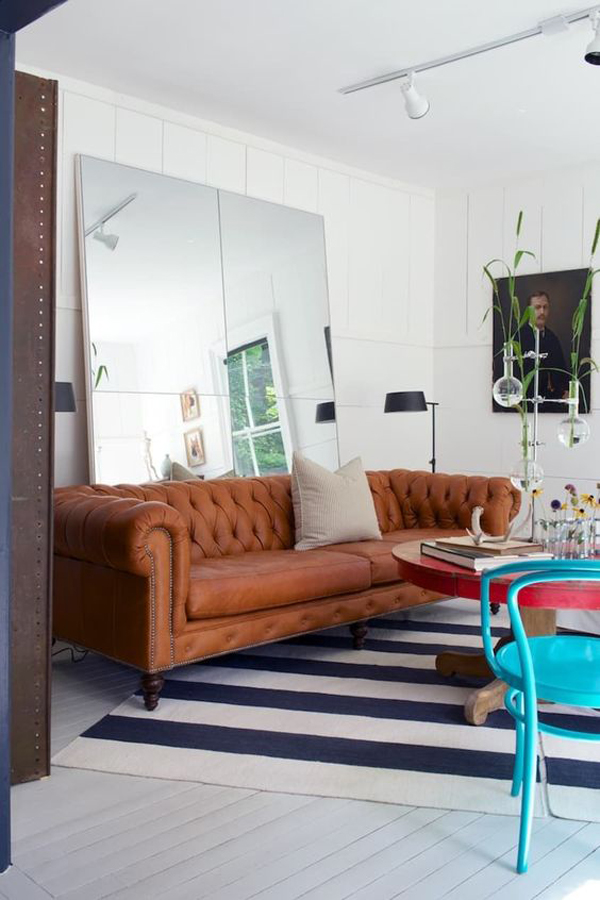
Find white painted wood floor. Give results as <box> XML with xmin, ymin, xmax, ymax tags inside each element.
<box><xmin>2</xmin><ymin>650</ymin><xmax>599</xmax><ymax>900</ymax></box>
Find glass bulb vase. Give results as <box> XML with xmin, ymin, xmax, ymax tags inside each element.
<box><xmin>557</xmin><ymin>380</ymin><xmax>590</xmax><ymax>448</ymax></box>
<box><xmin>493</xmin><ymin>343</ymin><xmax>523</xmax><ymax>408</ymax></box>
<box><xmin>510</xmin><ymin>456</ymin><xmax>544</xmax><ymax>493</ymax></box>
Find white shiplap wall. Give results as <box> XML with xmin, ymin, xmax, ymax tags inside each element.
<box><xmin>434</xmin><ymin>163</ymin><xmax>600</xmax><ymax>500</ymax></box>
<box><xmin>30</xmin><ymin>68</ymin><xmax>437</xmax><ymax>486</ymax></box>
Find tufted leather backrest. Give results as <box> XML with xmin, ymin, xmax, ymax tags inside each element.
<box><xmin>55</xmin><ymin>469</ymin><xmax>519</xmax><ymax>561</ymax></box>
<box><xmin>57</xmin><ymin>477</ymin><xmax>294</xmax><ymax>562</ymax></box>
<box><xmin>368</xmin><ymin>469</ymin><xmax>520</xmax><ymax>536</ymax></box>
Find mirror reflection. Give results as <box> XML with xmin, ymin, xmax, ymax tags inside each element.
<box><xmin>219</xmin><ymin>192</ymin><xmax>336</xmax><ymax>475</ymax></box>
<box><xmin>78</xmin><ymin>156</ymin><xmax>337</xmax><ymax>484</ymax></box>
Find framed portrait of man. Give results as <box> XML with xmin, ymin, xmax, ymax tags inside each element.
<box><xmin>492</xmin><ymin>268</ymin><xmax>592</xmax><ymax>413</ymax></box>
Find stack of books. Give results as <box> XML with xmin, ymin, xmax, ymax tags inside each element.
<box><xmin>421</xmin><ymin>536</ymin><xmax>553</xmax><ymax>571</ymax></box>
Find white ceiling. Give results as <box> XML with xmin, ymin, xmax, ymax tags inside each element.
<box><xmin>16</xmin><ymin>0</ymin><xmax>600</xmax><ymax>187</ymax></box>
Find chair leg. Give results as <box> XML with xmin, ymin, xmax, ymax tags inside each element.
<box><xmin>511</xmin><ymin>691</ymin><xmax>524</xmax><ymax>798</ymax></box>
<box><xmin>517</xmin><ymin>697</ymin><xmax>538</xmax><ymax>874</ymax></box>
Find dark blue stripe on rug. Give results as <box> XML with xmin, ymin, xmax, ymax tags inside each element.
<box><xmin>538</xmin><ymin>710</ymin><xmax>600</xmax><ymax>735</ymax></box>
<box><xmin>545</xmin><ymin>757</ymin><xmax>600</xmax><ymax>789</ymax></box>
<box><xmin>285</xmin><ymin>634</ymin><xmax>477</xmax><ymax>656</ymax></box>
<box><xmin>370</xmin><ymin>619</ymin><xmax>509</xmax><ymax>639</ymax></box>
<box><xmin>145</xmin><ymin>680</ymin><xmax>514</xmax><ymax>730</ymax></box>
<box><xmin>83</xmin><ymin>715</ymin><xmax>523</xmax><ymax>781</ymax></box>
<box><xmin>203</xmin><ymin>653</ymin><xmax>488</xmax><ymax>688</ymax></box>
<box><xmin>539</xmin><ymin>710</ymin><xmax>600</xmax><ymax>790</ymax></box>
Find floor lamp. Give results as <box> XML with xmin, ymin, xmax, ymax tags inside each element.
<box><xmin>384</xmin><ymin>391</ymin><xmax>439</xmax><ymax>473</ymax></box>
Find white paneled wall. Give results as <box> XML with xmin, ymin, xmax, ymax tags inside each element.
<box><xmin>38</xmin><ymin>69</ymin><xmax>435</xmax><ymax>485</ymax></box>
<box><xmin>434</xmin><ymin>163</ymin><xmax>600</xmax><ymax>500</ymax></box>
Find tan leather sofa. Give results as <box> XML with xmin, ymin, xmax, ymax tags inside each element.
<box><xmin>53</xmin><ymin>469</ymin><xmax>520</xmax><ymax>709</ymax></box>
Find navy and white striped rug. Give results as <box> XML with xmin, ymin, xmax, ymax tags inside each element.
<box><xmin>53</xmin><ymin>598</ymin><xmax>600</xmax><ymax>821</ymax></box>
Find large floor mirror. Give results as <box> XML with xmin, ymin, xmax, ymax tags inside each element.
<box><xmin>77</xmin><ymin>156</ymin><xmax>338</xmax><ymax>483</ymax></box>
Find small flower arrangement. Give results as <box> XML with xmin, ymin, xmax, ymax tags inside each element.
<box><xmin>535</xmin><ymin>484</ymin><xmax>599</xmax><ymax>557</ymax></box>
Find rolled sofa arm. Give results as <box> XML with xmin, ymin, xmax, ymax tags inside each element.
<box><xmin>54</xmin><ymin>490</ymin><xmax>191</xmax><ymax>671</ymax></box>
<box><xmin>55</xmin><ymin>491</ymin><xmax>190</xmax><ymax>578</ymax></box>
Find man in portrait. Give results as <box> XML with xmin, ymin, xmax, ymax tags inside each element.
<box><xmin>494</xmin><ymin>268</ymin><xmax>591</xmax><ymax>414</ymax></box>
<box><xmin>520</xmin><ymin>290</ymin><xmax>569</xmax><ymax>405</ymax></box>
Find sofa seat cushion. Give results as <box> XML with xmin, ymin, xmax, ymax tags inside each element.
<box><xmin>323</xmin><ymin>529</ymin><xmax>467</xmax><ymax>585</ymax></box>
<box><xmin>187</xmin><ymin>549</ymin><xmax>371</xmax><ymax>619</ymax></box>
<box><xmin>321</xmin><ymin>540</ymin><xmax>401</xmax><ymax>585</ymax></box>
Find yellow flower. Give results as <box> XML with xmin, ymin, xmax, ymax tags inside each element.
<box><xmin>561</xmin><ymin>502</ymin><xmax>568</xmax><ymax>510</ymax></box>
<box><xmin>581</xmin><ymin>493</ymin><xmax>595</xmax><ymax>507</ymax></box>
<box><xmin>531</xmin><ymin>488</ymin><xmax>544</xmax><ymax>498</ymax></box>
<box><xmin>575</xmin><ymin>508</ymin><xmax>587</xmax><ymax>518</ymax></box>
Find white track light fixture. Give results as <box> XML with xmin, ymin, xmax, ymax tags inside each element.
<box><xmin>339</xmin><ymin>5</ymin><xmax>600</xmax><ymax>109</ymax></box>
<box><xmin>585</xmin><ymin>10</ymin><xmax>600</xmax><ymax>64</ymax></box>
<box><xmin>84</xmin><ymin>192</ymin><xmax>137</xmax><ymax>251</ymax></box>
<box><xmin>399</xmin><ymin>74</ymin><xmax>429</xmax><ymax>119</ymax></box>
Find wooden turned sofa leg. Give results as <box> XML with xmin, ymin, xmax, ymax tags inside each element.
<box><xmin>350</xmin><ymin>621</ymin><xmax>369</xmax><ymax>650</ymax></box>
<box><xmin>141</xmin><ymin>673</ymin><xmax>165</xmax><ymax>711</ymax></box>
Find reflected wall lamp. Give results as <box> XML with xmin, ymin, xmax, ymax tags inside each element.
<box><xmin>339</xmin><ymin>6</ymin><xmax>600</xmax><ymax>118</ymax></box>
<box><xmin>315</xmin><ymin>401</ymin><xmax>335</xmax><ymax>423</ymax></box>
<box><xmin>315</xmin><ymin>326</ymin><xmax>336</xmax><ymax>423</ymax></box>
<box><xmin>384</xmin><ymin>391</ymin><xmax>439</xmax><ymax>473</ymax></box>
<box><xmin>55</xmin><ymin>381</ymin><xmax>76</xmax><ymax>413</ymax></box>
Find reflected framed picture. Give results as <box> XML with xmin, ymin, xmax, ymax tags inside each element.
<box><xmin>184</xmin><ymin>428</ymin><xmax>205</xmax><ymax>467</ymax></box>
<box><xmin>493</xmin><ymin>268</ymin><xmax>592</xmax><ymax>413</ymax></box>
<box><xmin>180</xmin><ymin>389</ymin><xmax>200</xmax><ymax>422</ymax></box>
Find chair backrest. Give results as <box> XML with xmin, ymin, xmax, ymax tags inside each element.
<box><xmin>480</xmin><ymin>559</ymin><xmax>600</xmax><ymax>688</ymax></box>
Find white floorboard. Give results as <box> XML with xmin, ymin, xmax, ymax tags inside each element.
<box><xmin>0</xmin><ymin>647</ymin><xmax>597</xmax><ymax>899</ymax></box>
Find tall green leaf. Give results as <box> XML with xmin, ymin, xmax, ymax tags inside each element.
<box><xmin>592</xmin><ymin>218</ymin><xmax>600</xmax><ymax>256</ymax></box>
<box><xmin>94</xmin><ymin>364</ymin><xmax>109</xmax><ymax>389</ymax></box>
<box><xmin>513</xmin><ymin>249</ymin><xmax>535</xmax><ymax>270</ymax></box>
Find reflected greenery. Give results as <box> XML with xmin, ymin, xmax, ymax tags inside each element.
<box><xmin>227</xmin><ymin>339</ymin><xmax>287</xmax><ymax>475</ymax></box>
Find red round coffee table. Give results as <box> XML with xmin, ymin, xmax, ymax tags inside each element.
<box><xmin>393</xmin><ymin>541</ymin><xmax>600</xmax><ymax>725</ymax></box>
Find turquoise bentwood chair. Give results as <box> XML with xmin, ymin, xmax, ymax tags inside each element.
<box><xmin>480</xmin><ymin>558</ymin><xmax>600</xmax><ymax>874</ymax></box>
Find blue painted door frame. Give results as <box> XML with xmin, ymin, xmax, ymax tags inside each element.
<box><xmin>0</xmin><ymin>0</ymin><xmax>67</xmax><ymax>34</ymax></box>
<box><xmin>0</xmin><ymin>0</ymin><xmax>68</xmax><ymax>875</ymax></box>
<box><xmin>0</xmin><ymin>25</ymin><xmax>15</xmax><ymax>878</ymax></box>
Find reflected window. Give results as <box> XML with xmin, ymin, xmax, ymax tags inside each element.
<box><xmin>227</xmin><ymin>338</ymin><xmax>287</xmax><ymax>476</ymax></box>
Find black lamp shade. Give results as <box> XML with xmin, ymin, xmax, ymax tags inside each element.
<box><xmin>315</xmin><ymin>401</ymin><xmax>335</xmax><ymax>423</ymax></box>
<box><xmin>384</xmin><ymin>390</ymin><xmax>427</xmax><ymax>413</ymax></box>
<box><xmin>55</xmin><ymin>381</ymin><xmax>76</xmax><ymax>413</ymax></box>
